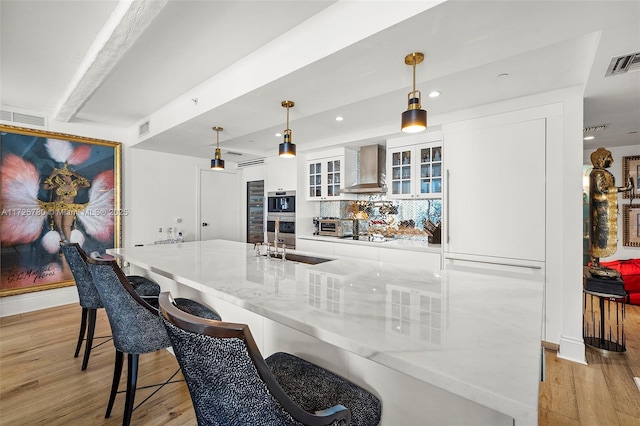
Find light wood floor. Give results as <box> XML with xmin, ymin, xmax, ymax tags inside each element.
<box><xmin>538</xmin><ymin>303</ymin><xmax>640</xmax><ymax>425</ymax></box>
<box><xmin>1</xmin><ymin>303</ymin><xmax>639</xmax><ymax>425</ymax></box>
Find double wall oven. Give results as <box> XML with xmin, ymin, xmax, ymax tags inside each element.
<box><xmin>266</xmin><ymin>191</ymin><xmax>296</xmax><ymax>249</ymax></box>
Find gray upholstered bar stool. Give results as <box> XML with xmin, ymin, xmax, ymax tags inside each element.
<box><xmin>159</xmin><ymin>291</ymin><xmax>382</xmax><ymax>426</ymax></box>
<box><xmin>60</xmin><ymin>242</ymin><xmax>161</xmax><ymax>370</ymax></box>
<box><xmin>83</xmin><ymin>253</ymin><xmax>221</xmax><ymax>426</ymax></box>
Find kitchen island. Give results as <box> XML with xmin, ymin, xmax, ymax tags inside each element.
<box><xmin>108</xmin><ymin>239</ymin><xmax>543</xmax><ymax>425</ymax></box>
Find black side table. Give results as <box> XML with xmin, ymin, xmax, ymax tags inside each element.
<box><xmin>583</xmin><ymin>288</ymin><xmax>626</xmax><ymax>354</ymax></box>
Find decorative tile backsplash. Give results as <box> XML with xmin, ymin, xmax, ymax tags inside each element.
<box><xmin>319</xmin><ymin>196</ymin><xmax>442</xmax><ymax>242</ymax></box>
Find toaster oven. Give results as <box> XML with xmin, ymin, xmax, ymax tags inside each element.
<box><xmin>318</xmin><ymin>219</ymin><xmax>354</xmax><ymax>237</ymax></box>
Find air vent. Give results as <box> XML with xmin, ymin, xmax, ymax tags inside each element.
<box><xmin>226</xmin><ymin>151</ymin><xmax>243</xmax><ymax>156</ymax></box>
<box><xmin>583</xmin><ymin>124</ymin><xmax>608</xmax><ymax>133</ymax></box>
<box><xmin>139</xmin><ymin>120</ymin><xmax>150</xmax><ymax>137</ymax></box>
<box><xmin>0</xmin><ymin>109</ymin><xmax>46</xmax><ymax>126</ymax></box>
<box><xmin>237</xmin><ymin>158</ymin><xmax>265</xmax><ymax>168</ymax></box>
<box><xmin>605</xmin><ymin>51</ymin><xmax>640</xmax><ymax>76</ymax></box>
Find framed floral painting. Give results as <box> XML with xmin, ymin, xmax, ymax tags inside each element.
<box><xmin>0</xmin><ymin>125</ymin><xmax>122</xmax><ymax>296</ymax></box>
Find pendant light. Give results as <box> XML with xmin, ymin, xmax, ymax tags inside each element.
<box><xmin>279</xmin><ymin>100</ymin><xmax>296</xmax><ymax>158</ymax></box>
<box><xmin>401</xmin><ymin>52</ymin><xmax>427</xmax><ymax>133</ymax></box>
<box><xmin>211</xmin><ymin>126</ymin><xmax>224</xmax><ymax>170</ymax></box>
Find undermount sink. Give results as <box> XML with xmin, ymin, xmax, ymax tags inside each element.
<box><xmin>268</xmin><ymin>253</ymin><xmax>333</xmax><ymax>265</ymax></box>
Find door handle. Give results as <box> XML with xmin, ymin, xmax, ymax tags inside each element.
<box><xmin>446</xmin><ymin>169</ymin><xmax>450</xmax><ymax>244</ymax></box>
<box><xmin>202</xmin><ymin>222</ymin><xmax>209</xmax><ymax>227</ymax></box>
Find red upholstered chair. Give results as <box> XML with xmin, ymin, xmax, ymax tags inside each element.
<box><xmin>599</xmin><ymin>259</ymin><xmax>640</xmax><ymax>304</ymax></box>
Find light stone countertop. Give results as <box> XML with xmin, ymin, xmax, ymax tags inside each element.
<box><xmin>298</xmin><ymin>234</ymin><xmax>442</xmax><ymax>253</ymax></box>
<box><xmin>108</xmin><ymin>239</ymin><xmax>543</xmax><ymax>424</ymax></box>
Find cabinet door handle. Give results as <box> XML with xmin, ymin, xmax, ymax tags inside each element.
<box><xmin>446</xmin><ymin>169</ymin><xmax>450</xmax><ymax>244</ymax></box>
<box><xmin>445</xmin><ymin>256</ymin><xmax>543</xmax><ymax>270</ymax></box>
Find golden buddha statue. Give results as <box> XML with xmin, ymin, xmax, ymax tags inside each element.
<box><xmin>588</xmin><ymin>147</ymin><xmax>633</xmax><ymax>277</ymax></box>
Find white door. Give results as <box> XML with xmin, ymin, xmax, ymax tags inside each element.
<box><xmin>199</xmin><ymin>169</ymin><xmax>239</xmax><ymax>241</ymax></box>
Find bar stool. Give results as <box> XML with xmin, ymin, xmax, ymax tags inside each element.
<box><xmin>83</xmin><ymin>253</ymin><xmax>221</xmax><ymax>426</ymax></box>
<box><xmin>159</xmin><ymin>291</ymin><xmax>382</xmax><ymax>426</ymax></box>
<box><xmin>60</xmin><ymin>242</ymin><xmax>161</xmax><ymax>370</ymax></box>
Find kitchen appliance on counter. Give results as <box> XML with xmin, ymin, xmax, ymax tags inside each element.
<box><xmin>318</xmin><ymin>218</ymin><xmax>354</xmax><ymax>237</ymax></box>
<box><xmin>267</xmin><ymin>191</ymin><xmax>295</xmax><ymax>214</ymax></box>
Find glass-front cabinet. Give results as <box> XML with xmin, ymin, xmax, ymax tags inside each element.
<box><xmin>390</xmin><ymin>148</ymin><xmax>413</xmax><ymax>196</ymax></box>
<box><xmin>306</xmin><ymin>148</ymin><xmax>356</xmax><ymax>201</ymax></box>
<box><xmin>387</xmin><ymin>141</ymin><xmax>442</xmax><ymax>199</ymax></box>
<box><xmin>418</xmin><ymin>144</ymin><xmax>442</xmax><ymax>196</ymax></box>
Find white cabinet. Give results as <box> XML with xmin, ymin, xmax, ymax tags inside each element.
<box><xmin>333</xmin><ymin>242</ymin><xmax>378</xmax><ymax>261</ymax></box>
<box><xmin>295</xmin><ymin>238</ymin><xmax>334</xmax><ymax>255</ymax></box>
<box><xmin>443</xmin><ymin>116</ymin><xmax>546</xmax><ymax>264</ymax></box>
<box><xmin>386</xmin><ymin>141</ymin><xmax>442</xmax><ymax>200</ymax></box>
<box><xmin>378</xmin><ymin>247</ymin><xmax>441</xmax><ymax>270</ymax></box>
<box><xmin>267</xmin><ymin>156</ymin><xmax>297</xmax><ymax>192</ymax></box>
<box><xmin>297</xmin><ymin>237</ymin><xmax>441</xmax><ymax>268</ymax></box>
<box><xmin>306</xmin><ymin>148</ymin><xmax>357</xmax><ymax>201</ymax></box>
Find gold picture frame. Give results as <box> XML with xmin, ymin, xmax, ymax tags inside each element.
<box><xmin>622</xmin><ymin>155</ymin><xmax>640</xmax><ymax>199</ymax></box>
<box><xmin>0</xmin><ymin>125</ymin><xmax>122</xmax><ymax>296</ymax></box>
<box><xmin>622</xmin><ymin>204</ymin><xmax>640</xmax><ymax>247</ymax></box>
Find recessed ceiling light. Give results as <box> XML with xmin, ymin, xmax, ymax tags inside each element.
<box><xmin>428</xmin><ymin>91</ymin><xmax>440</xmax><ymax>98</ymax></box>
<box><xmin>583</xmin><ymin>136</ymin><xmax>595</xmax><ymax>140</ymax></box>
<box><xmin>275</xmin><ymin>132</ymin><xmax>282</xmax><ymax>137</ymax></box>
<box><xmin>335</xmin><ymin>116</ymin><xmax>344</xmax><ymax>121</ymax></box>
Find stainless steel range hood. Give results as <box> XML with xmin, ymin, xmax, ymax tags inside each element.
<box><xmin>341</xmin><ymin>144</ymin><xmax>387</xmax><ymax>194</ymax></box>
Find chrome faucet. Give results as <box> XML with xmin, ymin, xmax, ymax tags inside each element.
<box><xmin>274</xmin><ymin>217</ymin><xmax>280</xmax><ymax>250</ymax></box>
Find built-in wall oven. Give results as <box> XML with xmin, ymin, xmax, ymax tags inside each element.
<box><xmin>266</xmin><ymin>191</ymin><xmax>295</xmax><ymax>249</ymax></box>
<box><xmin>266</xmin><ymin>216</ymin><xmax>296</xmax><ymax>249</ymax></box>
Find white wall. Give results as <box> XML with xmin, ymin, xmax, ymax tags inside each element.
<box><xmin>122</xmin><ymin>147</ymin><xmax>210</xmax><ymax>246</ymax></box>
<box><xmin>584</xmin><ymin>144</ymin><xmax>640</xmax><ymax>262</ymax></box>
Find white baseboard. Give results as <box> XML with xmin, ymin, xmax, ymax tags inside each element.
<box><xmin>0</xmin><ymin>286</ymin><xmax>78</xmax><ymax>317</ymax></box>
<box><xmin>557</xmin><ymin>335</ymin><xmax>587</xmax><ymax>364</ymax></box>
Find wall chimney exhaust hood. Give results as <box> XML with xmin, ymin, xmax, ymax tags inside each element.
<box><xmin>342</xmin><ymin>144</ymin><xmax>387</xmax><ymax>194</ymax></box>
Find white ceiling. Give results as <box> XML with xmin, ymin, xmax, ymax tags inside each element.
<box><xmin>1</xmin><ymin>0</ymin><xmax>639</xmax><ymax>164</ymax></box>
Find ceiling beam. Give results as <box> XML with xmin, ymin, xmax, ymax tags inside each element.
<box><xmin>53</xmin><ymin>0</ymin><xmax>168</xmax><ymax>122</ymax></box>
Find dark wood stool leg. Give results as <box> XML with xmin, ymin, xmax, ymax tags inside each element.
<box><xmin>81</xmin><ymin>309</ymin><xmax>97</xmax><ymax>370</ymax></box>
<box><xmin>123</xmin><ymin>353</ymin><xmax>139</xmax><ymax>426</ymax></box>
<box><xmin>106</xmin><ymin>350</ymin><xmax>124</xmax><ymax>418</ymax></box>
<box><xmin>74</xmin><ymin>307</ymin><xmax>88</xmax><ymax>358</ymax></box>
